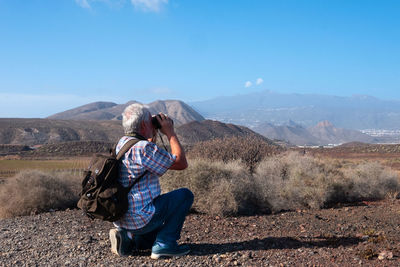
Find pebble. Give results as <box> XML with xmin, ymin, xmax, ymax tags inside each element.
<box><xmin>1</xmin><ymin>204</ymin><xmax>399</xmax><ymax>266</ymax></box>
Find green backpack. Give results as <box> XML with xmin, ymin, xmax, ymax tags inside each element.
<box><xmin>77</xmin><ymin>138</ymin><xmax>146</xmax><ymax>221</ymax></box>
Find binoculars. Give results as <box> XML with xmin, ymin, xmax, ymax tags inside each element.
<box><xmin>151</xmin><ymin>114</ymin><xmax>173</xmax><ymax>129</ymax></box>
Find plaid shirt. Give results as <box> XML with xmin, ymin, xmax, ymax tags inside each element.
<box><xmin>113</xmin><ymin>136</ymin><xmax>176</xmax><ymax>230</ymax></box>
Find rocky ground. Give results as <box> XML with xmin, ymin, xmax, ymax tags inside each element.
<box><xmin>0</xmin><ymin>199</ymin><xmax>399</xmax><ymax>267</ymax></box>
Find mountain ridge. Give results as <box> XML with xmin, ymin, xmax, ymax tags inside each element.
<box><xmin>0</xmin><ymin>118</ymin><xmax>270</xmax><ymax>148</ymax></box>
<box><xmin>47</xmin><ymin>100</ymin><xmax>204</xmax><ymax>125</ymax></box>
<box><xmin>6</xmin><ymin>94</ymin><xmax>399</xmax><ymax>146</ymax></box>
<box><xmin>176</xmin><ymin>120</ymin><xmax>271</xmax><ymax>145</ymax></box>
<box><xmin>189</xmin><ymin>90</ymin><xmax>400</xmax><ymax>130</ymax></box>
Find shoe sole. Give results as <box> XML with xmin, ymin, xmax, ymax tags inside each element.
<box><xmin>150</xmin><ymin>249</ymin><xmax>190</xmax><ymax>259</ymax></box>
<box><xmin>109</xmin><ymin>229</ymin><xmax>121</xmax><ymax>256</ymax></box>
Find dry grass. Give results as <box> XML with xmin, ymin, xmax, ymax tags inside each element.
<box><xmin>333</xmin><ymin>162</ymin><xmax>400</xmax><ymax>202</ymax></box>
<box><xmin>0</xmin><ymin>170</ymin><xmax>81</xmax><ymax>218</ymax></box>
<box><xmin>187</xmin><ymin>136</ymin><xmax>281</xmax><ymax>173</ymax></box>
<box><xmin>162</xmin><ymin>152</ymin><xmax>400</xmax><ymax>216</ymax></box>
<box><xmin>254</xmin><ymin>152</ymin><xmax>400</xmax><ymax>212</ymax></box>
<box><xmin>0</xmin><ymin>158</ymin><xmax>90</xmax><ymax>178</ymax></box>
<box><xmin>254</xmin><ymin>152</ymin><xmax>336</xmax><ymax>212</ymax></box>
<box><xmin>1</xmin><ymin>148</ymin><xmax>399</xmax><ymax>218</ymax></box>
<box><xmin>161</xmin><ymin>159</ymin><xmax>258</xmax><ymax>216</ymax></box>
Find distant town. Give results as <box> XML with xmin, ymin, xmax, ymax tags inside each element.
<box><xmin>361</xmin><ymin>129</ymin><xmax>400</xmax><ymax>137</ymax></box>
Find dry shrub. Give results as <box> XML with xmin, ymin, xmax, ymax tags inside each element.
<box><xmin>161</xmin><ymin>159</ymin><xmax>257</xmax><ymax>216</ymax></box>
<box><xmin>207</xmin><ymin>179</ymin><xmax>238</xmax><ymax>216</ymax></box>
<box><xmin>331</xmin><ymin>162</ymin><xmax>400</xmax><ymax>202</ymax></box>
<box><xmin>0</xmin><ymin>170</ymin><xmax>80</xmax><ymax>218</ymax></box>
<box><xmin>187</xmin><ymin>136</ymin><xmax>282</xmax><ymax>173</ymax></box>
<box><xmin>254</xmin><ymin>151</ymin><xmax>339</xmax><ymax>212</ymax></box>
<box><xmin>255</xmin><ymin>152</ymin><xmax>400</xmax><ymax>212</ymax></box>
<box><xmin>163</xmin><ymin>152</ymin><xmax>400</xmax><ymax>216</ymax></box>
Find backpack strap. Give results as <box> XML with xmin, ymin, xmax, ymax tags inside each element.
<box><xmin>116</xmin><ymin>139</ymin><xmax>141</xmax><ymax>160</ymax></box>
<box><xmin>116</xmin><ymin>133</ymin><xmax>147</xmax><ymax>160</ymax></box>
<box><xmin>116</xmin><ymin>135</ymin><xmax>148</xmax><ymax>192</ymax></box>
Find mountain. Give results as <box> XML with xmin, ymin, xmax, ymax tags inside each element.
<box><xmin>254</xmin><ymin>120</ymin><xmax>376</xmax><ymax>146</ymax></box>
<box><xmin>190</xmin><ymin>91</ymin><xmax>400</xmax><ymax>130</ymax></box>
<box><xmin>48</xmin><ymin>100</ymin><xmax>204</xmax><ymax>125</ymax></box>
<box><xmin>175</xmin><ymin>120</ymin><xmax>272</xmax><ymax>146</ymax></box>
<box><xmin>0</xmin><ymin>118</ymin><xmax>269</xmax><ymax>150</ymax></box>
<box><xmin>147</xmin><ymin>100</ymin><xmax>205</xmax><ymax>126</ymax></box>
<box><xmin>46</xmin><ymin>101</ymin><xmax>123</xmax><ymax>120</ymax></box>
<box><xmin>253</xmin><ymin>121</ymin><xmax>320</xmax><ymax>146</ymax></box>
<box><xmin>308</xmin><ymin>120</ymin><xmax>375</xmax><ymax>145</ymax></box>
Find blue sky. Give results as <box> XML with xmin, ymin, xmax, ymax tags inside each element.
<box><xmin>0</xmin><ymin>0</ymin><xmax>399</xmax><ymax>117</ymax></box>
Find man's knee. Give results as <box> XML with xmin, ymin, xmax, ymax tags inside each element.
<box><xmin>183</xmin><ymin>188</ymin><xmax>194</xmax><ymax>205</ymax></box>
<box><xmin>176</xmin><ymin>188</ymin><xmax>194</xmax><ymax>206</ymax></box>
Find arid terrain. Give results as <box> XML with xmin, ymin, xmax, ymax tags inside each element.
<box><xmin>306</xmin><ymin>143</ymin><xmax>400</xmax><ymax>174</ymax></box>
<box><xmin>1</xmin><ymin>135</ymin><xmax>400</xmax><ymax>266</ymax></box>
<box><xmin>0</xmin><ymin>199</ymin><xmax>399</xmax><ymax>266</ymax></box>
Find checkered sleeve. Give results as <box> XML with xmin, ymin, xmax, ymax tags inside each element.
<box><xmin>141</xmin><ymin>142</ymin><xmax>176</xmax><ymax>176</ymax></box>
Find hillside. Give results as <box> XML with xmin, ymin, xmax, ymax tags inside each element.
<box><xmin>0</xmin><ymin>115</ymin><xmax>376</xmax><ymax>149</ymax></box>
<box><xmin>253</xmin><ymin>121</ymin><xmax>319</xmax><ymax>146</ymax></box>
<box><xmin>46</xmin><ymin>101</ymin><xmax>135</xmax><ymax>120</ymax></box>
<box><xmin>0</xmin><ymin>118</ymin><xmax>123</xmax><ymax>146</ymax></box>
<box><xmin>147</xmin><ymin>100</ymin><xmax>205</xmax><ymax>126</ymax></box>
<box><xmin>0</xmin><ymin>99</ymin><xmax>205</xmax><ymax>146</ymax></box>
<box><xmin>308</xmin><ymin>121</ymin><xmax>375</xmax><ymax>145</ymax></box>
<box><xmin>47</xmin><ymin>100</ymin><xmax>204</xmax><ymax>126</ymax></box>
<box><xmin>176</xmin><ymin>120</ymin><xmax>271</xmax><ymax>145</ymax></box>
<box><xmin>0</xmin><ymin>118</ymin><xmax>272</xmax><ymax>157</ymax></box>
<box><xmin>46</xmin><ymin>101</ymin><xmax>121</xmax><ymax>120</ymax></box>
<box><xmin>26</xmin><ymin>141</ymin><xmax>115</xmax><ymax>157</ymax></box>
<box><xmin>253</xmin><ymin>120</ymin><xmax>375</xmax><ymax>146</ymax></box>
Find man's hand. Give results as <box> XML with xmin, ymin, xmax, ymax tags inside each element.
<box><xmin>156</xmin><ymin>113</ymin><xmax>188</xmax><ymax>170</ymax></box>
<box><xmin>156</xmin><ymin>113</ymin><xmax>175</xmax><ymax>138</ymax></box>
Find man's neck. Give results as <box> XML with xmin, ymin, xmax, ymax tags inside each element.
<box><xmin>126</xmin><ymin>132</ymin><xmax>147</xmax><ymax>140</ymax></box>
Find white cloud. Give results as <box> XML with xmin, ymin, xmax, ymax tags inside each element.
<box><xmin>256</xmin><ymin>78</ymin><xmax>264</xmax><ymax>85</ymax></box>
<box><xmin>75</xmin><ymin>0</ymin><xmax>168</xmax><ymax>12</ymax></box>
<box><xmin>244</xmin><ymin>81</ymin><xmax>252</xmax><ymax>88</ymax></box>
<box><xmin>75</xmin><ymin>0</ymin><xmax>91</xmax><ymax>9</ymax></box>
<box><xmin>131</xmin><ymin>0</ymin><xmax>168</xmax><ymax>12</ymax></box>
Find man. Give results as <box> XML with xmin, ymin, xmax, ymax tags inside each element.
<box><xmin>109</xmin><ymin>103</ymin><xmax>193</xmax><ymax>259</ymax></box>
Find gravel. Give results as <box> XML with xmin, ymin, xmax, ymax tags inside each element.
<box><xmin>1</xmin><ymin>199</ymin><xmax>399</xmax><ymax>266</ymax></box>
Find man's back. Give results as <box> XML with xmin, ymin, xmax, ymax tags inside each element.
<box><xmin>114</xmin><ymin>136</ymin><xmax>176</xmax><ymax>230</ymax></box>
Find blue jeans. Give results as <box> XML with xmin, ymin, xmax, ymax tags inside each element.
<box><xmin>129</xmin><ymin>188</ymin><xmax>194</xmax><ymax>249</ymax></box>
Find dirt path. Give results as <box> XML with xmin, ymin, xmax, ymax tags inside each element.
<box><xmin>1</xmin><ymin>199</ymin><xmax>399</xmax><ymax>266</ymax></box>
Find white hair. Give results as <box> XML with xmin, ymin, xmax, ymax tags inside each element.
<box><xmin>122</xmin><ymin>103</ymin><xmax>151</xmax><ymax>135</ymax></box>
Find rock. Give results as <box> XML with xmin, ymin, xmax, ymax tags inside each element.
<box><xmin>378</xmin><ymin>251</ymin><xmax>393</xmax><ymax>260</ymax></box>
<box><xmin>214</xmin><ymin>256</ymin><xmax>222</xmax><ymax>263</ymax></box>
<box><xmin>1</xmin><ymin>200</ymin><xmax>400</xmax><ymax>266</ymax></box>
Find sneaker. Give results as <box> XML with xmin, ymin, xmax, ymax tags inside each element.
<box><xmin>151</xmin><ymin>242</ymin><xmax>190</xmax><ymax>259</ymax></box>
<box><xmin>109</xmin><ymin>228</ymin><xmax>134</xmax><ymax>257</ymax></box>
